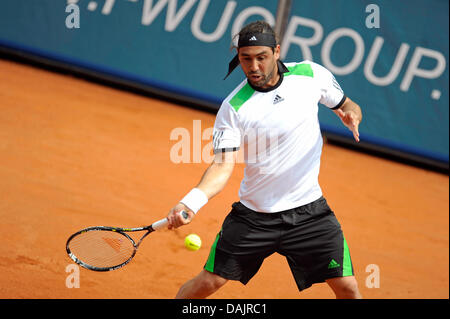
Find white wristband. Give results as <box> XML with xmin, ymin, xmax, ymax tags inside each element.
<box><xmin>180</xmin><ymin>188</ymin><xmax>208</xmax><ymax>214</ymax></box>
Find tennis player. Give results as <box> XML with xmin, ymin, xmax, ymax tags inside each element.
<box><xmin>167</xmin><ymin>20</ymin><xmax>363</xmax><ymax>299</ymax></box>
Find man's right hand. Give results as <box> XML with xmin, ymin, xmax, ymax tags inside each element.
<box><xmin>167</xmin><ymin>203</ymin><xmax>194</xmax><ymax>230</ymax></box>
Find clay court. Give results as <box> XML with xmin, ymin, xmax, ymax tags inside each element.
<box><xmin>0</xmin><ymin>58</ymin><xmax>448</xmax><ymax>299</ymax></box>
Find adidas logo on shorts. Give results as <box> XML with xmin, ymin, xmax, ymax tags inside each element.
<box><xmin>328</xmin><ymin>259</ymin><xmax>340</xmax><ymax>269</ymax></box>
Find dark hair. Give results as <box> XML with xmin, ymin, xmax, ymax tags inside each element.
<box><xmin>231</xmin><ymin>20</ymin><xmax>279</xmax><ymax>51</ymax></box>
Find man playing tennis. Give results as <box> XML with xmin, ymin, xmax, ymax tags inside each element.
<box><xmin>167</xmin><ymin>20</ymin><xmax>363</xmax><ymax>299</ymax></box>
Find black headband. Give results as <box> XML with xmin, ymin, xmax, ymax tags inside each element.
<box><xmin>224</xmin><ymin>32</ymin><xmax>277</xmax><ymax>80</ymax></box>
<box><xmin>238</xmin><ymin>32</ymin><xmax>277</xmax><ymax>48</ymax></box>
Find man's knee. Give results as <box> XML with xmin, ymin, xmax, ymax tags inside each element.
<box><xmin>326</xmin><ymin>276</ymin><xmax>362</xmax><ymax>299</ymax></box>
<box><xmin>339</xmin><ymin>281</ymin><xmax>360</xmax><ymax>298</ymax></box>
<box><xmin>176</xmin><ymin>269</ymin><xmax>228</xmax><ymax>299</ymax></box>
<box><xmin>197</xmin><ymin>269</ymin><xmax>228</xmax><ymax>291</ymax></box>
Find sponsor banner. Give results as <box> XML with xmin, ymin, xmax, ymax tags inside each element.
<box><xmin>0</xmin><ymin>0</ymin><xmax>448</xmax><ymax>163</ymax></box>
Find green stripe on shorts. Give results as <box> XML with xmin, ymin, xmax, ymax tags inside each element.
<box><xmin>342</xmin><ymin>237</ymin><xmax>353</xmax><ymax>276</ymax></box>
<box><xmin>205</xmin><ymin>231</ymin><xmax>221</xmax><ymax>272</ymax></box>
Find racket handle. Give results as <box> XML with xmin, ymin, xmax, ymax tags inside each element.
<box><xmin>152</xmin><ymin>210</ymin><xmax>189</xmax><ymax>231</ymax></box>
<box><xmin>180</xmin><ymin>210</ymin><xmax>188</xmax><ymax>219</ymax></box>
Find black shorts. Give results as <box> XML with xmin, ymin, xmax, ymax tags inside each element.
<box><xmin>204</xmin><ymin>197</ymin><xmax>354</xmax><ymax>291</ymax></box>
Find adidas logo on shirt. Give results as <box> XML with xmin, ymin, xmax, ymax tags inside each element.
<box><xmin>249</xmin><ymin>36</ymin><xmax>257</xmax><ymax>41</ymax></box>
<box><xmin>273</xmin><ymin>94</ymin><xmax>284</xmax><ymax>104</ymax></box>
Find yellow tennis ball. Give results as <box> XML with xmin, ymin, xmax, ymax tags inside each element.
<box><xmin>185</xmin><ymin>234</ymin><xmax>201</xmax><ymax>251</ymax></box>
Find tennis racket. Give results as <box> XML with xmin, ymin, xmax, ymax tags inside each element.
<box><xmin>66</xmin><ymin>211</ymin><xmax>188</xmax><ymax>271</ymax></box>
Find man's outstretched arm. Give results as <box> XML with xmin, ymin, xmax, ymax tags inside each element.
<box><xmin>333</xmin><ymin>97</ymin><xmax>362</xmax><ymax>142</ymax></box>
<box><xmin>167</xmin><ymin>150</ymin><xmax>238</xmax><ymax>229</ymax></box>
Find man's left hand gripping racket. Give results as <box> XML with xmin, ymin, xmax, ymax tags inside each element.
<box><xmin>66</xmin><ymin>211</ymin><xmax>188</xmax><ymax>271</ymax></box>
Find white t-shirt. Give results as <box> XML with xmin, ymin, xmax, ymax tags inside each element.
<box><xmin>213</xmin><ymin>61</ymin><xmax>346</xmax><ymax>213</ymax></box>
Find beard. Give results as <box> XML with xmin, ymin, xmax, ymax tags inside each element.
<box><xmin>247</xmin><ymin>65</ymin><xmax>276</xmax><ymax>88</ymax></box>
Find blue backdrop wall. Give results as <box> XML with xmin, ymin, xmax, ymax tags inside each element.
<box><xmin>1</xmin><ymin>0</ymin><xmax>448</xmax><ymax>165</ymax></box>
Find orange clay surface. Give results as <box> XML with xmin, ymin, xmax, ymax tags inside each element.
<box><xmin>0</xmin><ymin>59</ymin><xmax>448</xmax><ymax>299</ymax></box>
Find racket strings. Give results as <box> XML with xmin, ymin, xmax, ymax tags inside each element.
<box><xmin>68</xmin><ymin>230</ymin><xmax>135</xmax><ymax>268</ymax></box>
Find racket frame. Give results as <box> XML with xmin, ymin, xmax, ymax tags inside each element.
<box><xmin>66</xmin><ymin>211</ymin><xmax>187</xmax><ymax>271</ymax></box>
<box><xmin>66</xmin><ymin>225</ymin><xmax>154</xmax><ymax>271</ymax></box>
